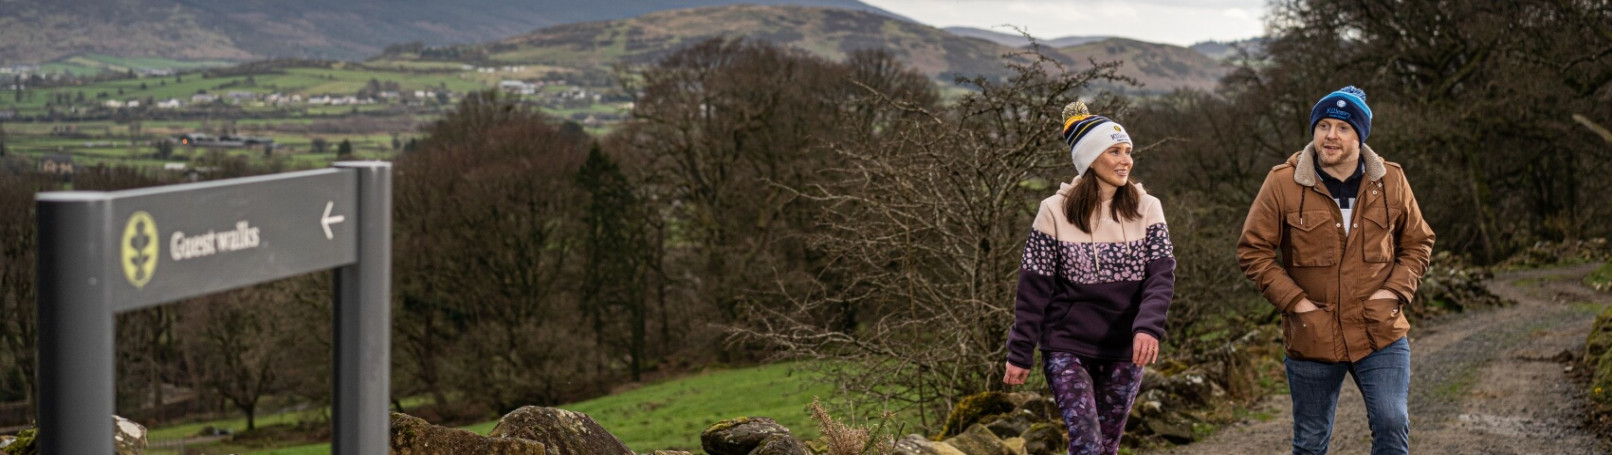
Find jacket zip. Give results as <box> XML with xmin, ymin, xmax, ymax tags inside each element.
<box><xmin>1312</xmin><ymin>183</ymin><xmax>1356</xmax><ymax>360</ymax></box>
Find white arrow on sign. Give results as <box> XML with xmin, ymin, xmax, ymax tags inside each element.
<box><xmin>321</xmin><ymin>201</ymin><xmax>346</xmax><ymax>240</ymax></box>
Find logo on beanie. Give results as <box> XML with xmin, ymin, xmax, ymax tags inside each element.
<box><xmin>1113</xmin><ymin>125</ymin><xmax>1121</xmax><ymax>132</ymax></box>
<box><xmin>1110</xmin><ymin>133</ymin><xmax>1130</xmax><ymax>143</ymax></box>
<box><xmin>1337</xmin><ymin>100</ymin><xmax>1347</xmax><ymax>108</ymax></box>
<box><xmin>1325</xmin><ymin>107</ymin><xmax>1352</xmax><ymax>120</ymax></box>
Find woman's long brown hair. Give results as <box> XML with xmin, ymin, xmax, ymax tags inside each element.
<box><xmin>1063</xmin><ymin>176</ymin><xmax>1141</xmax><ymax>233</ymax></box>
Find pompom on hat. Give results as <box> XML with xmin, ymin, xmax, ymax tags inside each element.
<box><xmin>1060</xmin><ymin>101</ymin><xmax>1132</xmax><ymax>176</ymax></box>
<box><xmin>1308</xmin><ymin>86</ymin><xmax>1373</xmax><ymax>146</ymax></box>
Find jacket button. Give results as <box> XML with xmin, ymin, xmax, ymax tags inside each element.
<box><xmin>1353</xmin><ymin>224</ymin><xmax>1358</xmax><ymax>229</ymax></box>
<box><xmin>1335</xmin><ymin>223</ymin><xmax>1342</xmax><ymax>228</ymax></box>
<box><xmin>1372</xmin><ymin>190</ymin><xmax>1378</xmax><ymax>195</ymax></box>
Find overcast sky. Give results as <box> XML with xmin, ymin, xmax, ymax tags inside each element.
<box><xmin>858</xmin><ymin>0</ymin><xmax>1269</xmax><ymax>46</ymax></box>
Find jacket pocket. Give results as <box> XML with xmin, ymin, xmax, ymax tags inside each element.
<box><xmin>1361</xmin><ymin>297</ymin><xmax>1409</xmax><ymax>349</ymax></box>
<box><xmin>1284</xmin><ymin>210</ymin><xmax>1337</xmax><ymax>267</ymax></box>
<box><xmin>1360</xmin><ymin>208</ymin><xmax>1400</xmax><ymax>263</ymax></box>
<box><xmin>1282</xmin><ymin>304</ymin><xmax>1336</xmax><ymax>360</ymax></box>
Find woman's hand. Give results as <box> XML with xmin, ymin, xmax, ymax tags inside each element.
<box><xmin>1133</xmin><ymin>333</ymin><xmax>1159</xmax><ymax>366</ymax></box>
<box><xmin>1004</xmin><ymin>362</ymin><xmax>1030</xmax><ymax>385</ymax></box>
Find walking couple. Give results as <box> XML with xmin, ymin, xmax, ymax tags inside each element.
<box><xmin>1004</xmin><ymin>86</ymin><xmax>1435</xmax><ymax>455</ymax></box>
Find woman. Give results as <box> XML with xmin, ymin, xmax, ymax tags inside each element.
<box><xmin>1003</xmin><ymin>102</ymin><xmax>1175</xmax><ymax>455</ymax></box>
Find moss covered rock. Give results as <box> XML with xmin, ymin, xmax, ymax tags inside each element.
<box><xmin>112</xmin><ymin>415</ymin><xmax>147</xmax><ymax>455</ymax></box>
<box><xmin>939</xmin><ymin>391</ymin><xmax>1015</xmax><ymax>438</ymax></box>
<box><xmin>700</xmin><ymin>416</ymin><xmax>792</xmax><ymax>455</ymax></box>
<box><xmin>1</xmin><ymin>429</ymin><xmax>33</xmax><ymax>455</ymax></box>
<box><xmin>1020</xmin><ymin>422</ymin><xmax>1066</xmax><ymax>455</ymax></box>
<box><xmin>750</xmin><ymin>433</ymin><xmax>810</xmax><ymax>455</ymax></box>
<box><xmin>1589</xmin><ymin>304</ymin><xmax>1612</xmax><ymax>405</ymax></box>
<box><xmin>391</xmin><ymin>412</ymin><xmax>546</xmax><ymax>455</ymax></box>
<box><xmin>940</xmin><ymin>424</ymin><xmax>1013</xmax><ymax>455</ymax></box>
<box><xmin>1012</xmin><ymin>395</ymin><xmax>1061</xmax><ymax>424</ymax></box>
<box><xmin>981</xmin><ymin>412</ymin><xmax>1032</xmax><ymax>439</ymax></box>
<box><xmin>891</xmin><ymin>434</ymin><xmax>966</xmax><ymax>455</ymax></box>
<box><xmin>489</xmin><ymin>406</ymin><xmax>631</xmax><ymax>455</ymax></box>
<box><xmin>2</xmin><ymin>415</ymin><xmax>145</xmax><ymax>455</ymax></box>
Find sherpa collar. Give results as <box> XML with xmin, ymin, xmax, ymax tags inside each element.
<box><xmin>1289</xmin><ymin>143</ymin><xmax>1386</xmax><ymax>187</ymax></box>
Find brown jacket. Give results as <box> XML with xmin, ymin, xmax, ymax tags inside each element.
<box><xmin>1237</xmin><ymin>144</ymin><xmax>1435</xmax><ymax>362</ymax></box>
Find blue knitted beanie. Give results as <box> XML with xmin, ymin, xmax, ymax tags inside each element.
<box><xmin>1309</xmin><ymin>86</ymin><xmax>1372</xmax><ymax>146</ymax></box>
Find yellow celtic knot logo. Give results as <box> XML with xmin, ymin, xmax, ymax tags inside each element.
<box><xmin>121</xmin><ymin>211</ymin><xmax>158</xmax><ymax>288</ymax></box>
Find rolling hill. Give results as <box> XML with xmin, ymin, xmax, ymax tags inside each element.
<box><xmin>1053</xmin><ymin>38</ymin><xmax>1228</xmax><ymax>92</ymax></box>
<box><xmin>943</xmin><ymin>27</ymin><xmax>1109</xmax><ymax>49</ymax></box>
<box><xmin>0</xmin><ymin>0</ymin><xmax>910</xmax><ymax>65</ymax></box>
<box><xmin>475</xmin><ymin>5</ymin><xmax>1014</xmax><ymax>81</ymax></box>
<box><xmin>453</xmin><ymin>5</ymin><xmax>1227</xmax><ymax>93</ymax></box>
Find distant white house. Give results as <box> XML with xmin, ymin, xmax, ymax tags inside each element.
<box><xmin>163</xmin><ymin>163</ymin><xmax>187</xmax><ymax>171</ymax></box>
<box><xmin>104</xmin><ymin>100</ymin><xmax>125</xmax><ymax>108</ymax></box>
<box><xmin>191</xmin><ymin>94</ymin><xmax>217</xmax><ymax>103</ymax></box>
<box><xmin>124</xmin><ymin>100</ymin><xmax>140</xmax><ymax>108</ymax></box>
<box><xmin>156</xmin><ymin>99</ymin><xmax>182</xmax><ymax>109</ymax></box>
<box><xmin>498</xmin><ymin>80</ymin><xmax>537</xmax><ymax>95</ymax></box>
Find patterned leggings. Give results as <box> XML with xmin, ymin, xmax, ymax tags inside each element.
<box><xmin>1043</xmin><ymin>351</ymin><xmax>1145</xmax><ymax>455</ymax></box>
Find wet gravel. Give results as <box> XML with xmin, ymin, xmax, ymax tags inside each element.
<box><xmin>1150</xmin><ymin>263</ymin><xmax>1612</xmax><ymax>455</ymax></box>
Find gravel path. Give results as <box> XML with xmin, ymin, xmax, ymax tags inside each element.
<box><xmin>1148</xmin><ymin>263</ymin><xmax>1611</xmax><ymax>455</ymax></box>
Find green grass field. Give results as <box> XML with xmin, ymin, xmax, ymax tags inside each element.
<box><xmin>163</xmin><ymin>362</ymin><xmax>894</xmax><ymax>454</ymax></box>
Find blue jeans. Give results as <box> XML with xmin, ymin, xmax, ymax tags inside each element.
<box><xmin>1285</xmin><ymin>337</ymin><xmax>1410</xmax><ymax>455</ymax></box>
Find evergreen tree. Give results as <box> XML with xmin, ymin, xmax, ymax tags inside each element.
<box><xmin>336</xmin><ymin>139</ymin><xmax>353</xmax><ymax>158</ymax></box>
<box><xmin>575</xmin><ymin>143</ymin><xmax>650</xmax><ymax>381</ymax></box>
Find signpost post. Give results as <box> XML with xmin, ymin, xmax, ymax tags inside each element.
<box><xmin>35</xmin><ymin>162</ymin><xmax>391</xmax><ymax>455</ymax></box>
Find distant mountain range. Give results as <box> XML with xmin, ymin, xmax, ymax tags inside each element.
<box><xmin>475</xmin><ymin>5</ymin><xmax>1012</xmax><ymax>81</ymax></box>
<box><xmin>0</xmin><ymin>0</ymin><xmax>911</xmax><ymax>64</ymax></box>
<box><xmin>943</xmin><ymin>27</ymin><xmax>1110</xmax><ymax>49</ymax></box>
<box><xmin>459</xmin><ymin>6</ymin><xmax>1229</xmax><ymax>92</ymax></box>
<box><xmin>0</xmin><ymin>1</ymin><xmax>1241</xmax><ymax>93</ymax></box>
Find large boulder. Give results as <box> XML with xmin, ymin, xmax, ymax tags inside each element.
<box><xmin>391</xmin><ymin>412</ymin><xmax>546</xmax><ymax>455</ymax></box>
<box><xmin>489</xmin><ymin>406</ymin><xmax>632</xmax><ymax>455</ymax></box>
<box><xmin>891</xmin><ymin>434</ymin><xmax>966</xmax><ymax>455</ymax></box>
<box><xmin>939</xmin><ymin>392</ymin><xmax>1015</xmax><ymax>438</ymax></box>
<box><xmin>700</xmin><ymin>417</ymin><xmax>792</xmax><ymax>455</ymax></box>
<box><xmin>750</xmin><ymin>433</ymin><xmax>810</xmax><ymax>455</ymax></box>
<box><xmin>940</xmin><ymin>424</ymin><xmax>1013</xmax><ymax>455</ymax></box>
<box><xmin>2</xmin><ymin>415</ymin><xmax>146</xmax><ymax>455</ymax></box>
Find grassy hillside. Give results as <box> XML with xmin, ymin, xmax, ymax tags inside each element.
<box><xmin>1055</xmin><ymin>38</ymin><xmax>1229</xmax><ymax>92</ymax></box>
<box><xmin>480</xmin><ymin>5</ymin><xmax>1014</xmax><ymax>81</ymax></box>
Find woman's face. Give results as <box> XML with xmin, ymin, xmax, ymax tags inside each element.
<box><xmin>1088</xmin><ymin>142</ymin><xmax>1134</xmax><ymax>188</ymax></box>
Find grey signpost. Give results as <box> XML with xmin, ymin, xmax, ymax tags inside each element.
<box><xmin>35</xmin><ymin>162</ymin><xmax>391</xmax><ymax>455</ymax></box>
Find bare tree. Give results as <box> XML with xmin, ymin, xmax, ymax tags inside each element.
<box><xmin>731</xmin><ymin>46</ymin><xmax>1133</xmax><ymax>430</ymax></box>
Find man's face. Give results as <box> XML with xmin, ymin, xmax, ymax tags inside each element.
<box><xmin>1312</xmin><ymin>118</ymin><xmax>1360</xmax><ymax>167</ymax></box>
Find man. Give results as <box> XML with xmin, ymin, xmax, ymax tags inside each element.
<box><xmin>1237</xmin><ymin>86</ymin><xmax>1435</xmax><ymax>454</ymax></box>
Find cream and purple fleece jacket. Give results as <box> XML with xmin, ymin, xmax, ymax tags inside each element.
<box><xmin>1006</xmin><ymin>178</ymin><xmax>1175</xmax><ymax>368</ymax></box>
